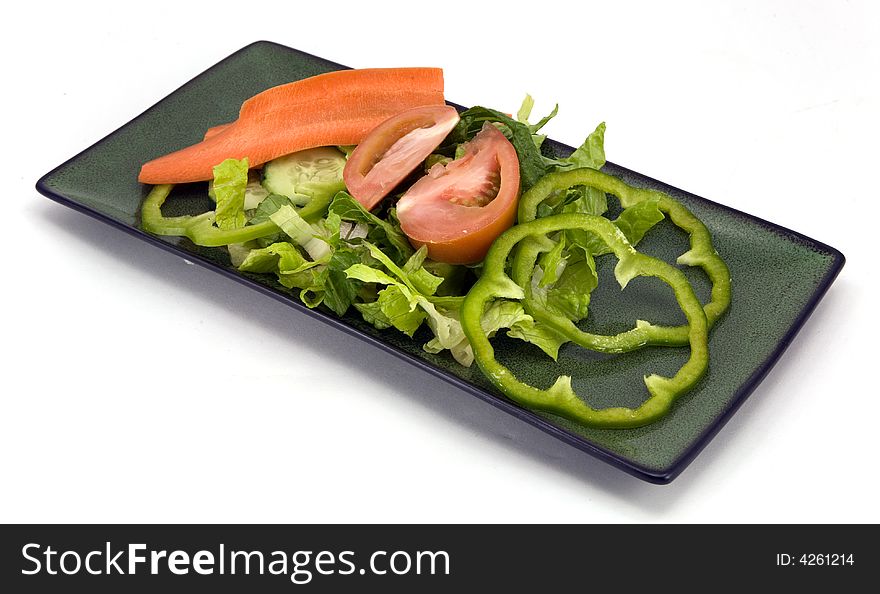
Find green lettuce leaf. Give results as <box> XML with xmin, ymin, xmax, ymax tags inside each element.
<box><xmin>571</xmin><ymin>198</ymin><xmax>666</xmax><ymax>257</ymax></box>
<box><xmin>563</xmin><ymin>188</ymin><xmax>608</xmax><ymax>217</ymax></box>
<box><xmin>346</xmin><ymin>241</ymin><xmax>566</xmax><ymax>366</ymax></box>
<box><xmin>530</xmin><ymin>237</ymin><xmax>599</xmax><ymax>324</ymax></box>
<box><xmin>346</xmin><ymin>260</ymin><xmax>452</xmax><ymax>342</ymax></box>
<box><xmin>402</xmin><ymin>246</ymin><xmax>445</xmax><ymax>296</ymax></box>
<box><xmin>448</xmin><ymin>106</ymin><xmax>547</xmax><ymax>190</ymax></box>
<box><xmin>515</xmin><ymin>94</ymin><xmax>559</xmax><ymax>151</ymax></box>
<box><xmin>237</xmin><ymin>241</ymin><xmax>327</xmax><ymax>307</ymax></box>
<box><xmin>323</xmin><ymin>247</ymin><xmax>362</xmax><ymax>316</ymax></box>
<box><xmin>544</xmin><ymin>251</ymin><xmax>598</xmax><ymax>323</ymax></box>
<box><xmin>362</xmin><ymin>242</ymin><xmax>440</xmax><ymax>297</ymax></box>
<box><xmin>538</xmin><ymin>233</ymin><xmax>568</xmax><ymax>287</ymax></box>
<box><xmin>353</xmin><ymin>300</ymin><xmax>391</xmax><ymax>330</ymax></box>
<box><xmin>478</xmin><ymin>301</ymin><xmax>566</xmax><ymax>360</ymax></box>
<box><xmin>505</xmin><ymin>317</ymin><xmax>569</xmax><ymax>361</ymax></box>
<box><xmin>345</xmin><ymin>242</ymin><xmax>470</xmax><ymax>362</ymax></box>
<box><xmin>559</xmin><ymin>122</ymin><xmax>606</xmax><ymax>170</ymax></box>
<box><xmin>531</xmin><ymin>122</ymin><xmax>609</xmax><ymax>227</ymax></box>
<box><xmin>558</xmin><ymin>122</ymin><xmax>609</xmax><ymax>227</ymax></box>
<box><xmin>382</xmin><ymin>286</ymin><xmax>429</xmax><ymax>337</ymax></box>
<box><xmin>613</xmin><ymin>197</ymin><xmax>665</xmax><ymax>246</ymax></box>
<box><xmin>425</xmin><ymin>300</ymin><xmax>568</xmax><ymax>365</ymax></box>
<box><xmin>250</xmin><ymin>194</ymin><xmax>296</xmax><ymax>226</ymax></box>
<box><xmin>246</xmin><ymin>193</ymin><xmax>294</xmax><ymax>247</ymax></box>
<box><xmin>328</xmin><ymin>192</ymin><xmax>413</xmax><ymax>263</ymax></box>
<box><xmin>227</xmin><ymin>241</ymin><xmax>256</xmax><ymax>268</ymax></box>
<box><xmin>515</xmin><ymin>94</ymin><xmax>535</xmax><ymax>125</ymax></box>
<box><xmin>419</xmin><ymin>299</ymin><xmax>467</xmax><ymax>360</ymax></box>
<box><xmin>212</xmin><ymin>158</ymin><xmax>249</xmax><ymax>230</ymax></box>
<box><xmin>270</xmin><ymin>205</ymin><xmax>331</xmax><ymax>262</ymax></box>
<box><xmin>238</xmin><ymin>241</ymin><xmax>306</xmax><ymax>274</ymax></box>
<box><xmin>528</xmin><ymin>103</ymin><xmax>559</xmax><ymax>135</ymax></box>
<box><xmin>354</xmin><ymin>285</ymin><xmax>427</xmax><ymax>337</ymax></box>
<box><xmin>344</xmin><ymin>263</ymin><xmax>403</xmax><ymax>287</ymax></box>
<box><xmin>421</xmin><ymin>259</ymin><xmax>468</xmax><ymax>297</ymax></box>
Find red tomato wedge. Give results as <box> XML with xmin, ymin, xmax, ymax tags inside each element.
<box><xmin>138</xmin><ymin>68</ymin><xmax>445</xmax><ymax>184</ymax></box>
<box><xmin>343</xmin><ymin>105</ymin><xmax>461</xmax><ymax>211</ymax></box>
<box><xmin>397</xmin><ymin>123</ymin><xmax>521</xmax><ymax>264</ymax></box>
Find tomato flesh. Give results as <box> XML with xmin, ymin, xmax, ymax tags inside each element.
<box><xmin>397</xmin><ymin>123</ymin><xmax>520</xmax><ymax>264</ymax></box>
<box><xmin>343</xmin><ymin>105</ymin><xmax>460</xmax><ymax>211</ymax></box>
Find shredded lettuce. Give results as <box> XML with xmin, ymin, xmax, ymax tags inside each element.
<box><xmin>328</xmin><ymin>192</ymin><xmax>413</xmax><ymax>263</ymax></box>
<box><xmin>402</xmin><ymin>246</ymin><xmax>445</xmax><ymax>296</ymax></box>
<box><xmin>323</xmin><ymin>247</ymin><xmax>363</xmax><ymax>316</ymax></box>
<box><xmin>250</xmin><ymin>194</ymin><xmax>293</xmax><ymax>225</ymax></box>
<box><xmin>516</xmin><ymin>94</ymin><xmax>535</xmax><ymax>126</ymax></box>
<box><xmin>243</xmin><ymin>193</ymin><xmax>292</xmax><ymax>247</ymax></box>
<box><xmin>236</xmin><ymin>240</ymin><xmax>332</xmax><ymax>311</ymax></box>
<box><xmin>270</xmin><ymin>205</ymin><xmax>332</xmax><ymax>262</ymax></box>
<box><xmin>346</xmin><ymin>263</ymin><xmax>443</xmax><ymax>339</ymax></box>
<box><xmin>239</xmin><ymin>241</ymin><xmax>310</xmax><ymax>275</ymax></box>
<box><xmin>515</xmin><ymin>94</ymin><xmax>559</xmax><ymax>150</ymax></box>
<box><xmin>227</xmin><ymin>241</ymin><xmax>255</xmax><ymax>267</ymax></box>
<box><xmin>505</xmin><ymin>314</ymin><xmax>568</xmax><ymax>361</ymax></box>
<box><xmin>613</xmin><ymin>197</ymin><xmax>666</xmax><ymax>246</ymax></box>
<box><xmin>350</xmin><ymin>240</ymin><xmax>571</xmax><ymax>365</ymax></box>
<box><xmin>535</xmin><ymin>249</ymin><xmax>598</xmax><ymax>324</ymax></box>
<box><xmin>582</xmin><ymin>198</ymin><xmax>667</xmax><ymax>257</ymax></box>
<box><xmin>374</xmin><ymin>286</ymin><xmax>428</xmax><ymax>337</ymax></box>
<box><xmin>531</xmin><ymin>121</ymin><xmax>609</xmax><ymax>226</ymax></box>
<box><xmin>559</xmin><ymin>122</ymin><xmax>609</xmax><ymax>223</ymax></box>
<box><xmin>538</xmin><ymin>233</ymin><xmax>568</xmax><ymax>287</ymax></box>
<box><xmin>559</xmin><ymin>122</ymin><xmax>606</xmax><ymax>170</ymax></box>
<box><xmin>448</xmin><ymin>106</ymin><xmax>548</xmax><ymax>191</ymax></box>
<box><xmin>424</xmin><ymin>153</ymin><xmax>452</xmax><ymax>171</ymax></box>
<box><xmin>202</xmin><ymin>98</ymin><xmax>668</xmax><ymax>370</ymax></box>
<box><xmin>425</xmin><ymin>300</ymin><xmax>568</xmax><ymax>365</ymax></box>
<box><xmin>212</xmin><ymin>158</ymin><xmax>249</xmax><ymax>229</ymax></box>
<box><xmin>344</xmin><ymin>243</ymin><xmax>473</xmax><ymax>362</ymax></box>
<box><xmin>421</xmin><ymin>259</ymin><xmax>467</xmax><ymax>297</ymax></box>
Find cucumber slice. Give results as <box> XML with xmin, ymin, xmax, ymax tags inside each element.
<box><xmin>243</xmin><ymin>174</ymin><xmax>270</xmax><ymax>210</ymax></box>
<box><xmin>262</xmin><ymin>147</ymin><xmax>347</xmax><ymax>205</ymax></box>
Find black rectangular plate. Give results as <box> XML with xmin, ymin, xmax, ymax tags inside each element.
<box><xmin>36</xmin><ymin>41</ymin><xmax>844</xmax><ymax>483</ymax></box>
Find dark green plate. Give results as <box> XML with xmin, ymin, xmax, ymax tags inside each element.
<box><xmin>36</xmin><ymin>41</ymin><xmax>844</xmax><ymax>483</ymax></box>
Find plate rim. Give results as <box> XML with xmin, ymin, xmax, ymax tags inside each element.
<box><xmin>34</xmin><ymin>40</ymin><xmax>846</xmax><ymax>484</ymax></box>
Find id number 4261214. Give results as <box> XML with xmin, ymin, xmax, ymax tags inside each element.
<box><xmin>776</xmin><ymin>553</ymin><xmax>854</xmax><ymax>566</ymax></box>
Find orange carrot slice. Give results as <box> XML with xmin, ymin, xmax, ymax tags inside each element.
<box><xmin>203</xmin><ymin>123</ymin><xmax>232</xmax><ymax>140</ymax></box>
<box><xmin>139</xmin><ymin>68</ymin><xmax>445</xmax><ymax>184</ymax></box>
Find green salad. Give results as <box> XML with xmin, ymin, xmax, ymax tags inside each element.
<box><xmin>141</xmin><ymin>94</ymin><xmax>731</xmax><ymax>429</ymax></box>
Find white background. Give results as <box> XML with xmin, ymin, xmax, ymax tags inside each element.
<box><xmin>3</xmin><ymin>0</ymin><xmax>878</xmax><ymax>523</ymax></box>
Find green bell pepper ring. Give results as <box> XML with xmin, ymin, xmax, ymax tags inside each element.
<box><xmin>294</xmin><ymin>191</ymin><xmax>334</xmax><ymax>223</ymax></box>
<box><xmin>461</xmin><ymin>213</ymin><xmax>709</xmax><ymax>429</ymax></box>
<box><xmin>515</xmin><ymin>167</ymin><xmax>730</xmax><ymax>352</ymax></box>
<box><xmin>141</xmin><ymin>184</ymin><xmax>280</xmax><ymax>247</ymax></box>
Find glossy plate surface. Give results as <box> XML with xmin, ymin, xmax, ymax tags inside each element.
<box><xmin>36</xmin><ymin>41</ymin><xmax>844</xmax><ymax>483</ymax></box>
